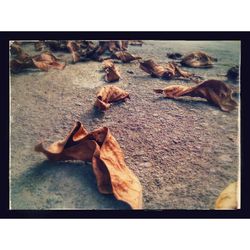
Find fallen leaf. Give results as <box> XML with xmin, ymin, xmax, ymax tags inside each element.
<box><xmin>227</xmin><ymin>65</ymin><xmax>239</xmax><ymax>80</ymax></box>
<box><xmin>215</xmin><ymin>182</ymin><xmax>238</xmax><ymax>209</ymax></box>
<box><xmin>102</xmin><ymin>60</ymin><xmax>121</xmax><ymax>82</ymax></box>
<box><xmin>34</xmin><ymin>41</ymin><xmax>46</xmax><ymax>51</ymax></box>
<box><xmin>113</xmin><ymin>51</ymin><xmax>142</xmax><ymax>63</ymax></box>
<box><xmin>140</xmin><ymin>60</ymin><xmax>195</xmax><ymax>79</ymax></box>
<box><xmin>166</xmin><ymin>52</ymin><xmax>183</xmax><ymax>60</ymax></box>
<box><xmin>67</xmin><ymin>40</ymin><xmax>81</xmax><ymax>63</ymax></box>
<box><xmin>181</xmin><ymin>51</ymin><xmax>217</xmax><ymax>68</ymax></box>
<box><xmin>95</xmin><ymin>85</ymin><xmax>130</xmax><ymax>111</ymax></box>
<box><xmin>35</xmin><ymin>121</ymin><xmax>142</xmax><ymax>209</ymax></box>
<box><xmin>129</xmin><ymin>40</ymin><xmax>143</xmax><ymax>46</ymax></box>
<box><xmin>32</xmin><ymin>52</ymin><xmax>66</xmax><ymax>71</ymax></box>
<box><xmin>153</xmin><ymin>79</ymin><xmax>238</xmax><ymax>112</ymax></box>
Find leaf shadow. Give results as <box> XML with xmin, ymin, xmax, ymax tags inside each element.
<box><xmin>11</xmin><ymin>160</ymin><xmax>130</xmax><ymax>210</ymax></box>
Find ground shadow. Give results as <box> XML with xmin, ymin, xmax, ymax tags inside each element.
<box><xmin>154</xmin><ymin>96</ymin><xmax>218</xmax><ymax>109</ymax></box>
<box><xmin>11</xmin><ymin>160</ymin><xmax>130</xmax><ymax>210</ymax></box>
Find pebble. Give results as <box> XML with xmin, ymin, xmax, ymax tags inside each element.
<box><xmin>139</xmin><ymin>162</ymin><xmax>152</xmax><ymax>168</ymax></box>
<box><xmin>153</xmin><ymin>113</ymin><xmax>159</xmax><ymax>117</ymax></box>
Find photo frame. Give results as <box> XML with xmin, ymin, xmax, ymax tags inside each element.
<box><xmin>1</xmin><ymin>32</ymin><xmax>249</xmax><ymax>218</ymax></box>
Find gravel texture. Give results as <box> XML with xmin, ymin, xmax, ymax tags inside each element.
<box><xmin>10</xmin><ymin>40</ymin><xmax>240</xmax><ymax>210</ymax></box>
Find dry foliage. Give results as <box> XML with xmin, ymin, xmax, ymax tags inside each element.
<box><xmin>35</xmin><ymin>121</ymin><xmax>142</xmax><ymax>209</ymax></box>
<box><xmin>153</xmin><ymin>80</ymin><xmax>237</xmax><ymax>112</ymax></box>
<box><xmin>95</xmin><ymin>86</ymin><xmax>130</xmax><ymax>111</ymax></box>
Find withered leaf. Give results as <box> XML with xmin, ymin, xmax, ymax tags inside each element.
<box><xmin>32</xmin><ymin>52</ymin><xmax>66</xmax><ymax>71</ymax></box>
<box><xmin>113</xmin><ymin>51</ymin><xmax>142</xmax><ymax>63</ymax></box>
<box><xmin>95</xmin><ymin>85</ymin><xmax>130</xmax><ymax>111</ymax></box>
<box><xmin>215</xmin><ymin>182</ymin><xmax>238</xmax><ymax>209</ymax></box>
<box><xmin>140</xmin><ymin>60</ymin><xmax>194</xmax><ymax>79</ymax></box>
<box><xmin>166</xmin><ymin>52</ymin><xmax>183</xmax><ymax>60</ymax></box>
<box><xmin>153</xmin><ymin>80</ymin><xmax>237</xmax><ymax>112</ymax></box>
<box><xmin>102</xmin><ymin>60</ymin><xmax>121</xmax><ymax>82</ymax></box>
<box><xmin>35</xmin><ymin>121</ymin><xmax>142</xmax><ymax>209</ymax></box>
<box><xmin>180</xmin><ymin>51</ymin><xmax>217</xmax><ymax>68</ymax></box>
<box><xmin>129</xmin><ymin>40</ymin><xmax>143</xmax><ymax>46</ymax></box>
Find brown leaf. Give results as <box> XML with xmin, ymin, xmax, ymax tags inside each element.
<box><xmin>95</xmin><ymin>85</ymin><xmax>130</xmax><ymax>111</ymax></box>
<box><xmin>153</xmin><ymin>80</ymin><xmax>238</xmax><ymax>112</ymax></box>
<box><xmin>67</xmin><ymin>40</ymin><xmax>81</xmax><ymax>63</ymax></box>
<box><xmin>215</xmin><ymin>182</ymin><xmax>238</xmax><ymax>209</ymax></box>
<box><xmin>129</xmin><ymin>40</ymin><xmax>143</xmax><ymax>46</ymax></box>
<box><xmin>45</xmin><ymin>40</ymin><xmax>68</xmax><ymax>52</ymax></box>
<box><xmin>166</xmin><ymin>52</ymin><xmax>183</xmax><ymax>60</ymax></box>
<box><xmin>102</xmin><ymin>60</ymin><xmax>121</xmax><ymax>82</ymax></box>
<box><xmin>34</xmin><ymin>41</ymin><xmax>46</xmax><ymax>51</ymax></box>
<box><xmin>140</xmin><ymin>60</ymin><xmax>194</xmax><ymax>79</ymax></box>
<box><xmin>10</xmin><ymin>45</ymin><xmax>35</xmax><ymax>73</ymax></box>
<box><xmin>113</xmin><ymin>51</ymin><xmax>142</xmax><ymax>63</ymax></box>
<box><xmin>32</xmin><ymin>52</ymin><xmax>66</xmax><ymax>71</ymax></box>
<box><xmin>35</xmin><ymin>121</ymin><xmax>142</xmax><ymax>209</ymax></box>
<box><xmin>181</xmin><ymin>51</ymin><xmax>217</xmax><ymax>68</ymax></box>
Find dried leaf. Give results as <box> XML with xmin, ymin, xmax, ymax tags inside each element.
<box><xmin>215</xmin><ymin>182</ymin><xmax>238</xmax><ymax>209</ymax></box>
<box><xmin>140</xmin><ymin>60</ymin><xmax>194</xmax><ymax>79</ymax></box>
<box><xmin>45</xmin><ymin>40</ymin><xmax>68</xmax><ymax>52</ymax></box>
<box><xmin>181</xmin><ymin>51</ymin><xmax>217</xmax><ymax>68</ymax></box>
<box><xmin>113</xmin><ymin>51</ymin><xmax>142</xmax><ymax>63</ymax></box>
<box><xmin>34</xmin><ymin>41</ymin><xmax>46</xmax><ymax>51</ymax></box>
<box><xmin>95</xmin><ymin>86</ymin><xmax>130</xmax><ymax>111</ymax></box>
<box><xmin>153</xmin><ymin>80</ymin><xmax>237</xmax><ymax>112</ymax></box>
<box><xmin>166</xmin><ymin>52</ymin><xmax>183</xmax><ymax>60</ymax></box>
<box><xmin>227</xmin><ymin>65</ymin><xmax>239</xmax><ymax>80</ymax></box>
<box><xmin>67</xmin><ymin>40</ymin><xmax>81</xmax><ymax>63</ymax></box>
<box><xmin>102</xmin><ymin>60</ymin><xmax>121</xmax><ymax>82</ymax></box>
<box><xmin>32</xmin><ymin>52</ymin><xmax>66</xmax><ymax>71</ymax></box>
<box><xmin>129</xmin><ymin>40</ymin><xmax>143</xmax><ymax>46</ymax></box>
<box><xmin>35</xmin><ymin>121</ymin><xmax>142</xmax><ymax>209</ymax></box>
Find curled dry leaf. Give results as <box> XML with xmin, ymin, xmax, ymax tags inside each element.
<box><xmin>153</xmin><ymin>79</ymin><xmax>238</xmax><ymax>112</ymax></box>
<box><xmin>45</xmin><ymin>40</ymin><xmax>68</xmax><ymax>52</ymax></box>
<box><xmin>181</xmin><ymin>51</ymin><xmax>217</xmax><ymax>68</ymax></box>
<box><xmin>215</xmin><ymin>182</ymin><xmax>238</xmax><ymax>209</ymax></box>
<box><xmin>67</xmin><ymin>40</ymin><xmax>81</xmax><ymax>63</ymax></box>
<box><xmin>10</xmin><ymin>44</ymin><xmax>35</xmax><ymax>73</ymax></box>
<box><xmin>34</xmin><ymin>41</ymin><xmax>46</xmax><ymax>51</ymax></box>
<box><xmin>113</xmin><ymin>51</ymin><xmax>142</xmax><ymax>63</ymax></box>
<box><xmin>166</xmin><ymin>52</ymin><xmax>183</xmax><ymax>60</ymax></box>
<box><xmin>10</xmin><ymin>44</ymin><xmax>66</xmax><ymax>73</ymax></box>
<box><xmin>102</xmin><ymin>60</ymin><xmax>121</xmax><ymax>82</ymax></box>
<box><xmin>129</xmin><ymin>40</ymin><xmax>143</xmax><ymax>46</ymax></box>
<box><xmin>95</xmin><ymin>85</ymin><xmax>130</xmax><ymax>111</ymax></box>
<box><xmin>227</xmin><ymin>65</ymin><xmax>239</xmax><ymax>80</ymax></box>
<box><xmin>32</xmin><ymin>52</ymin><xmax>66</xmax><ymax>71</ymax></box>
<box><xmin>35</xmin><ymin>121</ymin><xmax>142</xmax><ymax>209</ymax></box>
<box><xmin>140</xmin><ymin>60</ymin><xmax>195</xmax><ymax>80</ymax></box>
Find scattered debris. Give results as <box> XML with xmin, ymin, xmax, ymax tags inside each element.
<box><xmin>35</xmin><ymin>121</ymin><xmax>142</xmax><ymax>209</ymax></box>
<box><xmin>32</xmin><ymin>52</ymin><xmax>66</xmax><ymax>71</ymax></box>
<box><xmin>95</xmin><ymin>85</ymin><xmax>130</xmax><ymax>111</ymax></box>
<box><xmin>10</xmin><ymin>44</ymin><xmax>66</xmax><ymax>73</ymax></box>
<box><xmin>227</xmin><ymin>65</ymin><xmax>239</xmax><ymax>80</ymax></box>
<box><xmin>102</xmin><ymin>60</ymin><xmax>121</xmax><ymax>82</ymax></box>
<box><xmin>153</xmin><ymin>79</ymin><xmax>237</xmax><ymax>112</ymax></box>
<box><xmin>180</xmin><ymin>51</ymin><xmax>217</xmax><ymax>68</ymax></box>
<box><xmin>140</xmin><ymin>59</ymin><xmax>201</xmax><ymax>81</ymax></box>
<box><xmin>129</xmin><ymin>40</ymin><xmax>143</xmax><ymax>46</ymax></box>
<box><xmin>66</xmin><ymin>40</ymin><xmax>81</xmax><ymax>63</ymax></box>
<box><xmin>166</xmin><ymin>52</ymin><xmax>183</xmax><ymax>60</ymax></box>
<box><xmin>45</xmin><ymin>40</ymin><xmax>68</xmax><ymax>52</ymax></box>
<box><xmin>215</xmin><ymin>182</ymin><xmax>238</xmax><ymax>209</ymax></box>
<box><xmin>112</xmin><ymin>51</ymin><xmax>142</xmax><ymax>63</ymax></box>
<box><xmin>34</xmin><ymin>40</ymin><xmax>46</xmax><ymax>51</ymax></box>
